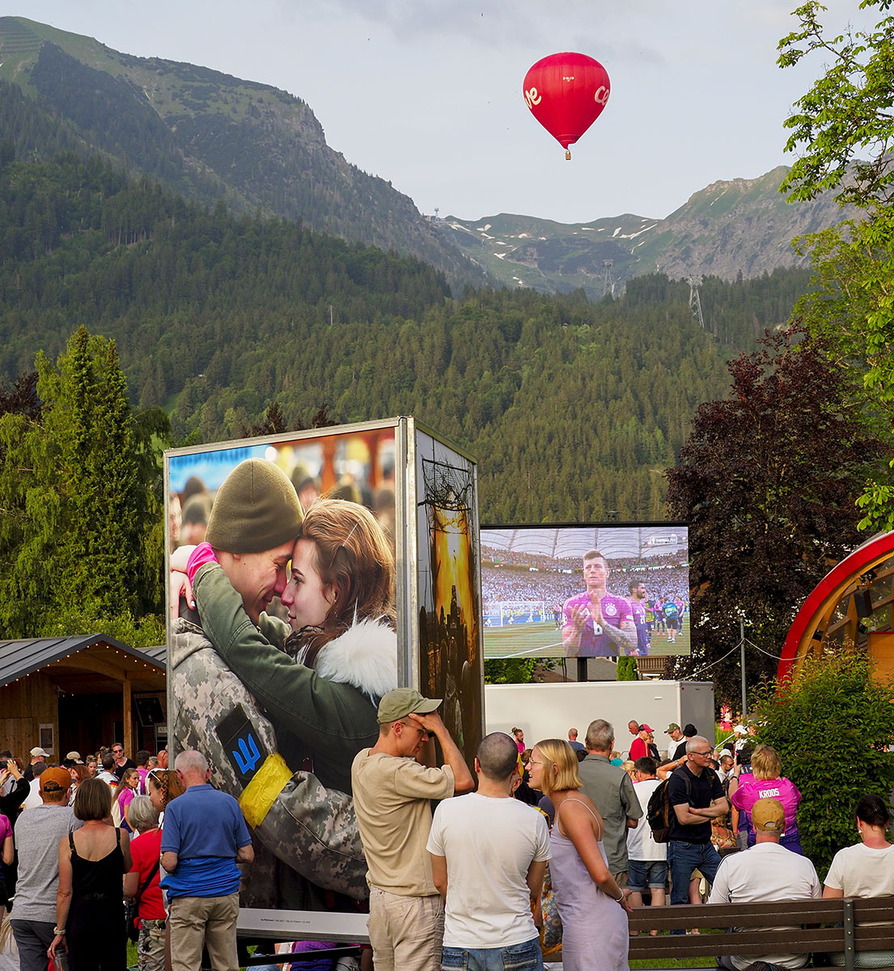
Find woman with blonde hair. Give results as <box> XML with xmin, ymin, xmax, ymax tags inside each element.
<box><xmin>730</xmin><ymin>743</ymin><xmax>802</xmax><ymax>853</ymax></box>
<box><xmin>529</xmin><ymin>738</ymin><xmax>631</xmax><ymax>971</ymax></box>
<box><xmin>116</xmin><ymin>767</ymin><xmax>140</xmax><ymax>833</ymax></box>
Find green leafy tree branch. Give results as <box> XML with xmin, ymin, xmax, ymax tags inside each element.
<box><xmin>778</xmin><ymin>0</ymin><xmax>894</xmax><ymax>530</ymax></box>
<box><xmin>0</xmin><ymin>327</ymin><xmax>166</xmax><ymax>641</ymax></box>
<box><xmin>753</xmin><ymin>650</ymin><xmax>894</xmax><ymax>876</ymax></box>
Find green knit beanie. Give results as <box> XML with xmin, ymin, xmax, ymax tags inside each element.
<box><xmin>205</xmin><ymin>459</ymin><xmax>303</xmax><ymax>554</ymax></box>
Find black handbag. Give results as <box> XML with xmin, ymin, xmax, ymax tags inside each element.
<box><xmin>126</xmin><ymin>858</ymin><xmax>160</xmax><ymax>943</ymax></box>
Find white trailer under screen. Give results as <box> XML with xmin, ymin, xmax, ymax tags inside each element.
<box><xmin>484</xmin><ymin>680</ymin><xmax>714</xmax><ymax>757</ymax></box>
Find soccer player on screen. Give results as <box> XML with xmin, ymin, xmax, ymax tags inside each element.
<box><xmin>663</xmin><ymin>599</ymin><xmax>680</xmax><ymax>644</ymax></box>
<box><xmin>562</xmin><ymin>550</ymin><xmax>639</xmax><ymax>657</ymax></box>
<box><xmin>628</xmin><ymin>580</ymin><xmax>651</xmax><ymax>656</ymax></box>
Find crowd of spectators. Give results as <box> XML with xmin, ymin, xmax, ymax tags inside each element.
<box><xmin>481</xmin><ymin>547</ymin><xmax>686</xmax><ymax>574</ymax></box>
<box><xmin>2</xmin><ymin>713</ymin><xmax>891</xmax><ymax>971</ymax></box>
<box><xmin>481</xmin><ymin>563</ymin><xmax>689</xmax><ymax>611</ymax></box>
<box><xmin>0</xmin><ymin>741</ymin><xmax>173</xmax><ymax>971</ymax></box>
<box><xmin>517</xmin><ymin>721</ymin><xmax>894</xmax><ymax>971</ymax></box>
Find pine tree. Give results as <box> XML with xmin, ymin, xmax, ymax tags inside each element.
<box><xmin>0</xmin><ymin>327</ymin><xmax>163</xmax><ymax>640</ymax></box>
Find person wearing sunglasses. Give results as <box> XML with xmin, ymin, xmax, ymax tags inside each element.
<box><xmin>111</xmin><ymin>744</ymin><xmax>136</xmax><ymax>774</ymax></box>
<box><xmin>665</xmin><ymin>736</ymin><xmax>729</xmax><ymax>907</ymax></box>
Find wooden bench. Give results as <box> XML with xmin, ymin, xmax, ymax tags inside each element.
<box><xmin>628</xmin><ymin>897</ymin><xmax>894</xmax><ymax>971</ymax></box>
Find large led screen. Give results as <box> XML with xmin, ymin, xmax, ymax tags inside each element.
<box><xmin>481</xmin><ymin>523</ymin><xmax>690</xmax><ymax>660</ymax></box>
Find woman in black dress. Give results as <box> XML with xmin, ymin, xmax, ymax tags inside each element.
<box><xmin>48</xmin><ymin>778</ymin><xmax>132</xmax><ymax>971</ymax></box>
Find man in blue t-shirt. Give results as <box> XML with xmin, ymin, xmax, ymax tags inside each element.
<box><xmin>161</xmin><ymin>749</ymin><xmax>254</xmax><ymax>971</ymax></box>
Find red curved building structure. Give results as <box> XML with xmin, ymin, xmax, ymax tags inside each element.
<box><xmin>779</xmin><ymin>530</ymin><xmax>894</xmax><ymax>683</ymax></box>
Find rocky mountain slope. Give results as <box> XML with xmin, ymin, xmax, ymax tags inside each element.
<box><xmin>0</xmin><ymin>16</ymin><xmax>484</xmax><ymax>290</ymax></box>
<box><xmin>439</xmin><ymin>167</ymin><xmax>850</xmax><ymax>298</ymax></box>
<box><xmin>0</xmin><ymin>17</ymin><xmax>849</xmax><ymax>300</ymax></box>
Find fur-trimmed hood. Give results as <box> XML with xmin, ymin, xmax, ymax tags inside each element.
<box><xmin>304</xmin><ymin>617</ymin><xmax>398</xmax><ymax>705</ymax></box>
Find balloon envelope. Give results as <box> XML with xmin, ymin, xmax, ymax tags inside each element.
<box><xmin>523</xmin><ymin>52</ymin><xmax>611</xmax><ymax>151</ymax></box>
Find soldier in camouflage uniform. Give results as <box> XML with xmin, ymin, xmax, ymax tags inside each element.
<box><xmin>169</xmin><ymin>459</ymin><xmax>369</xmax><ymax>907</ymax></box>
<box><xmin>170</xmin><ymin>615</ymin><xmax>368</xmax><ymax>900</ymax></box>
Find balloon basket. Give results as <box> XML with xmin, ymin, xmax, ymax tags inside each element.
<box><xmin>565</xmin><ymin>150</ymin><xmax>572</xmax><ymax>160</ymax></box>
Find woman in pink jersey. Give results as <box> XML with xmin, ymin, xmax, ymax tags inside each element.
<box><xmin>730</xmin><ymin>744</ymin><xmax>802</xmax><ymax>853</ymax></box>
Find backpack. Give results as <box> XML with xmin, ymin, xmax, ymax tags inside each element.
<box><xmin>646</xmin><ymin>770</ymin><xmax>691</xmax><ymax>843</ymax></box>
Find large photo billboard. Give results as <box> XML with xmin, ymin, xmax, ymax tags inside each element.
<box><xmin>164</xmin><ymin>418</ymin><xmax>482</xmax><ymax>933</ymax></box>
<box><xmin>481</xmin><ymin>523</ymin><xmax>690</xmax><ymax>660</ymax></box>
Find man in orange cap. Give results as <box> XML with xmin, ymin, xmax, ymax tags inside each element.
<box><xmin>10</xmin><ymin>766</ymin><xmax>77</xmax><ymax>971</ymax></box>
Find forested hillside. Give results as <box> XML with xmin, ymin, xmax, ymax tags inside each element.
<box><xmin>0</xmin><ymin>139</ymin><xmax>813</xmax><ymax>522</ymax></box>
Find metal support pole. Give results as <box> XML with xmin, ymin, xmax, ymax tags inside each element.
<box><xmin>740</xmin><ymin>618</ymin><xmax>747</xmax><ymax>721</ymax></box>
<box><xmin>843</xmin><ymin>897</ymin><xmax>855</xmax><ymax>971</ymax></box>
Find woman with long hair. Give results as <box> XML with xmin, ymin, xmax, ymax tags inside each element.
<box><xmin>529</xmin><ymin>738</ymin><xmax>631</xmax><ymax>971</ymax></box>
<box><xmin>729</xmin><ymin>744</ymin><xmax>802</xmax><ymax>853</ymax></box>
<box><xmin>145</xmin><ymin>769</ymin><xmax>184</xmax><ymax>823</ymax></box>
<box><xmin>823</xmin><ymin>794</ymin><xmax>894</xmax><ymax>968</ymax></box>
<box><xmin>48</xmin><ymin>778</ymin><xmax>132</xmax><ymax>971</ymax></box>
<box><xmin>116</xmin><ymin>768</ymin><xmax>141</xmax><ymax>833</ymax></box>
<box><xmin>178</xmin><ymin>497</ymin><xmax>398</xmax><ymax>793</ymax></box>
<box><xmin>280</xmin><ymin>498</ymin><xmax>396</xmax><ymax>690</ymax></box>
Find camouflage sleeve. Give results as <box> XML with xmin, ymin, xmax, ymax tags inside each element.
<box><xmin>170</xmin><ymin>619</ymin><xmax>368</xmax><ymax>900</ymax></box>
<box><xmin>193</xmin><ymin>564</ymin><xmax>380</xmax><ymax>762</ymax></box>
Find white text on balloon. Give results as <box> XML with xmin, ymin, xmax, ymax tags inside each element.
<box><xmin>524</xmin><ymin>87</ymin><xmax>541</xmax><ymax>108</ymax></box>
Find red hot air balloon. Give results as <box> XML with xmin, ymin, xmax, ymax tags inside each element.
<box><xmin>523</xmin><ymin>52</ymin><xmax>611</xmax><ymax>159</ymax></box>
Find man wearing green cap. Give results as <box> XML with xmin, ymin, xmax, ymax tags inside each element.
<box><xmin>170</xmin><ymin>458</ymin><xmax>368</xmax><ymax>906</ymax></box>
<box><xmin>352</xmin><ymin>688</ymin><xmax>474</xmax><ymax>971</ymax></box>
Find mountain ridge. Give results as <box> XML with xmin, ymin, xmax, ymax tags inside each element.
<box><xmin>439</xmin><ymin>166</ymin><xmax>850</xmax><ymax>298</ymax></box>
<box><xmin>0</xmin><ymin>17</ymin><xmax>849</xmax><ymax>301</ymax></box>
<box><xmin>0</xmin><ymin>16</ymin><xmax>485</xmax><ymax>291</ymax></box>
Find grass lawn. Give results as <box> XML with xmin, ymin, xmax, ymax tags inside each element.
<box><xmin>483</xmin><ymin>618</ymin><xmax>691</xmax><ymax>659</ymax></box>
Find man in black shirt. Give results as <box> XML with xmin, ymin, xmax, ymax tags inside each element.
<box><xmin>666</xmin><ymin>735</ymin><xmax>728</xmax><ymax>907</ymax></box>
<box><xmin>111</xmin><ymin>741</ymin><xmax>137</xmax><ymax>774</ymax></box>
<box><xmin>670</xmin><ymin>723</ymin><xmax>697</xmax><ymax>761</ymax></box>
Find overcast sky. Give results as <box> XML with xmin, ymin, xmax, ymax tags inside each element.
<box><xmin>13</xmin><ymin>1</ymin><xmax>871</xmax><ymax>222</ymax></box>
